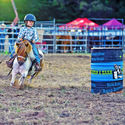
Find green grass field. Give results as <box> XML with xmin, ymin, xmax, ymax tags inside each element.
<box><xmin>0</xmin><ymin>0</ymin><xmax>15</xmax><ymax>21</ymax></box>
<box><xmin>0</xmin><ymin>0</ymin><xmax>39</xmax><ymax>21</ymax></box>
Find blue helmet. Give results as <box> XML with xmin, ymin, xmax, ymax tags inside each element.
<box><xmin>24</xmin><ymin>14</ymin><xmax>36</xmax><ymax>22</ymax></box>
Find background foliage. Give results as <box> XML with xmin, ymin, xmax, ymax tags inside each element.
<box><xmin>0</xmin><ymin>0</ymin><xmax>124</xmax><ymax>24</ymax></box>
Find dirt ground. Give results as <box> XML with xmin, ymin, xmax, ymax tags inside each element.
<box><xmin>0</xmin><ymin>54</ymin><xmax>125</xmax><ymax>125</ymax></box>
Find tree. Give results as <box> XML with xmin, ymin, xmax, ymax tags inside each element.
<box><xmin>79</xmin><ymin>0</ymin><xmax>113</xmax><ymax>18</ymax></box>
<box><xmin>1</xmin><ymin>0</ymin><xmax>125</xmax><ymax>22</ymax></box>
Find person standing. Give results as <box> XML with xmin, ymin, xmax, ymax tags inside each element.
<box><xmin>0</xmin><ymin>24</ymin><xmax>6</xmax><ymax>52</ymax></box>
<box><xmin>7</xmin><ymin>24</ymin><xmax>16</xmax><ymax>54</ymax></box>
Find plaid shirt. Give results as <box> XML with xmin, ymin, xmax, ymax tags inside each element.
<box><xmin>18</xmin><ymin>26</ymin><xmax>39</xmax><ymax>42</ymax></box>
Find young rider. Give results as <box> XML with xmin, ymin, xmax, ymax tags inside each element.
<box><xmin>6</xmin><ymin>14</ymin><xmax>41</xmax><ymax>71</ymax></box>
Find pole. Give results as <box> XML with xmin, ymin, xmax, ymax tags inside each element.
<box><xmin>11</xmin><ymin>0</ymin><xmax>18</xmax><ymax>17</ymax></box>
<box><xmin>11</xmin><ymin>0</ymin><xmax>19</xmax><ymax>25</ymax></box>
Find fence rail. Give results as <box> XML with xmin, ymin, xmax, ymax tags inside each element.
<box><xmin>0</xmin><ymin>23</ymin><xmax>124</xmax><ymax>54</ymax></box>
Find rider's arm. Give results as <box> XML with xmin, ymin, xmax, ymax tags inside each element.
<box><xmin>32</xmin><ymin>40</ymin><xmax>35</xmax><ymax>43</ymax></box>
<box><xmin>17</xmin><ymin>27</ymin><xmax>25</xmax><ymax>41</ymax></box>
<box><xmin>32</xmin><ymin>28</ymin><xmax>39</xmax><ymax>43</ymax></box>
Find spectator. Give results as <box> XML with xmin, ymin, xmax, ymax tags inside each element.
<box><xmin>0</xmin><ymin>23</ymin><xmax>6</xmax><ymax>52</ymax></box>
<box><xmin>7</xmin><ymin>24</ymin><xmax>17</xmax><ymax>53</ymax></box>
<box><xmin>10</xmin><ymin>25</ymin><xmax>20</xmax><ymax>57</ymax></box>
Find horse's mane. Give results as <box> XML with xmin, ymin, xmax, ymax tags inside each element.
<box><xmin>24</xmin><ymin>40</ymin><xmax>32</xmax><ymax>53</ymax></box>
<box><xmin>15</xmin><ymin>40</ymin><xmax>32</xmax><ymax>54</ymax></box>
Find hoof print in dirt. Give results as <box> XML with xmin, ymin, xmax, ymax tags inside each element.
<box><xmin>59</xmin><ymin>111</ymin><xmax>70</xmax><ymax>118</ymax></box>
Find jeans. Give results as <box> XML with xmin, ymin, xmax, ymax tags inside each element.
<box><xmin>31</xmin><ymin>43</ymin><xmax>40</xmax><ymax>64</ymax></box>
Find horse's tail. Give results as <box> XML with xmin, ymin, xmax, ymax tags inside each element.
<box><xmin>40</xmin><ymin>59</ymin><xmax>44</xmax><ymax>71</ymax></box>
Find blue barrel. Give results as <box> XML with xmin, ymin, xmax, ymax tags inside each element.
<box><xmin>91</xmin><ymin>48</ymin><xmax>123</xmax><ymax>94</ymax></box>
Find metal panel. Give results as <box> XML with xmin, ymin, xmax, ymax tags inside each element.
<box><xmin>0</xmin><ymin>22</ymin><xmax>124</xmax><ymax>54</ymax></box>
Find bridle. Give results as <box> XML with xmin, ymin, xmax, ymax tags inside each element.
<box><xmin>17</xmin><ymin>55</ymin><xmax>26</xmax><ymax>60</ymax></box>
<box><xmin>16</xmin><ymin>42</ymin><xmax>28</xmax><ymax>65</ymax></box>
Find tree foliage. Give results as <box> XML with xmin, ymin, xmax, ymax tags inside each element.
<box><xmin>35</xmin><ymin>0</ymin><xmax>125</xmax><ymax>23</ymax></box>
<box><xmin>0</xmin><ymin>0</ymin><xmax>125</xmax><ymax>23</ymax></box>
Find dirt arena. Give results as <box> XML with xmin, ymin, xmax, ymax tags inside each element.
<box><xmin>0</xmin><ymin>54</ymin><xmax>125</xmax><ymax>124</ymax></box>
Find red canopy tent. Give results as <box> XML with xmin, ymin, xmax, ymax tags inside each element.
<box><xmin>59</xmin><ymin>18</ymin><xmax>99</xmax><ymax>30</ymax></box>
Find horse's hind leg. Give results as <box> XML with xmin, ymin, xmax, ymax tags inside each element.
<box><xmin>28</xmin><ymin>73</ymin><xmax>36</xmax><ymax>83</ymax></box>
<box><xmin>19</xmin><ymin>71</ymin><xmax>29</xmax><ymax>88</ymax></box>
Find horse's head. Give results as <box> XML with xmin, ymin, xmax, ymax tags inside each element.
<box><xmin>15</xmin><ymin>40</ymin><xmax>32</xmax><ymax>66</ymax></box>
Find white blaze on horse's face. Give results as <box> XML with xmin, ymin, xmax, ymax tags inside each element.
<box><xmin>16</xmin><ymin>42</ymin><xmax>27</xmax><ymax>66</ymax></box>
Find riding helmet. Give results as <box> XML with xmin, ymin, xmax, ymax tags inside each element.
<box><xmin>24</xmin><ymin>14</ymin><xmax>36</xmax><ymax>22</ymax></box>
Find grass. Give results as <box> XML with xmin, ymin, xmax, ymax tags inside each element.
<box><xmin>0</xmin><ymin>0</ymin><xmax>41</xmax><ymax>21</ymax></box>
<box><xmin>0</xmin><ymin>0</ymin><xmax>15</xmax><ymax>21</ymax></box>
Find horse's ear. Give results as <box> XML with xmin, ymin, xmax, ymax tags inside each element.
<box><xmin>16</xmin><ymin>42</ymin><xmax>20</xmax><ymax>47</ymax></box>
<box><xmin>25</xmin><ymin>42</ymin><xmax>29</xmax><ymax>47</ymax></box>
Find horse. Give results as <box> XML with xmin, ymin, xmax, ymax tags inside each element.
<box><xmin>10</xmin><ymin>40</ymin><xmax>44</xmax><ymax>88</ymax></box>
<box><xmin>56</xmin><ymin>35</ymin><xmax>73</xmax><ymax>53</ymax></box>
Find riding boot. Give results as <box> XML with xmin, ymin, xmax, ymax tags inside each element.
<box><xmin>6</xmin><ymin>54</ymin><xmax>16</xmax><ymax>68</ymax></box>
<box><xmin>35</xmin><ymin>62</ymin><xmax>41</xmax><ymax>71</ymax></box>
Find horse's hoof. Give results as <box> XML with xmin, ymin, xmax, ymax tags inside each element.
<box><xmin>19</xmin><ymin>84</ymin><xmax>24</xmax><ymax>90</ymax></box>
<box><xmin>10</xmin><ymin>83</ymin><xmax>14</xmax><ymax>86</ymax></box>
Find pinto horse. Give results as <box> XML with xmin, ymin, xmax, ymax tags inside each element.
<box><xmin>10</xmin><ymin>40</ymin><xmax>44</xmax><ymax>88</ymax></box>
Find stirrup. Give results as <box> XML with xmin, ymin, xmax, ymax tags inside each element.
<box><xmin>35</xmin><ymin>68</ymin><xmax>41</xmax><ymax>72</ymax></box>
<box><xmin>6</xmin><ymin>55</ymin><xmax>16</xmax><ymax>68</ymax></box>
<box><xmin>35</xmin><ymin>65</ymin><xmax>41</xmax><ymax>71</ymax></box>
<box><xmin>6</xmin><ymin>60</ymin><xmax>13</xmax><ymax>68</ymax></box>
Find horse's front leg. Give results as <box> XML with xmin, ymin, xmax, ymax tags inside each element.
<box><xmin>19</xmin><ymin>76</ymin><xmax>25</xmax><ymax>87</ymax></box>
<box><xmin>10</xmin><ymin>69</ymin><xmax>17</xmax><ymax>86</ymax></box>
<box><xmin>19</xmin><ymin>71</ymin><xmax>28</xmax><ymax>86</ymax></box>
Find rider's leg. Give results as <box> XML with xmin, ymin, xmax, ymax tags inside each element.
<box><xmin>32</xmin><ymin>44</ymin><xmax>41</xmax><ymax>71</ymax></box>
<box><xmin>6</xmin><ymin>49</ymin><xmax>16</xmax><ymax>68</ymax></box>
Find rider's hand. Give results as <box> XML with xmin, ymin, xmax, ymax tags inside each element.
<box><xmin>16</xmin><ymin>38</ymin><xmax>23</xmax><ymax>43</ymax></box>
<box><xmin>16</xmin><ymin>40</ymin><xmax>21</xmax><ymax>43</ymax></box>
<box><xmin>19</xmin><ymin>38</ymin><xmax>23</xmax><ymax>42</ymax></box>
<box><xmin>31</xmin><ymin>40</ymin><xmax>35</xmax><ymax>43</ymax></box>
